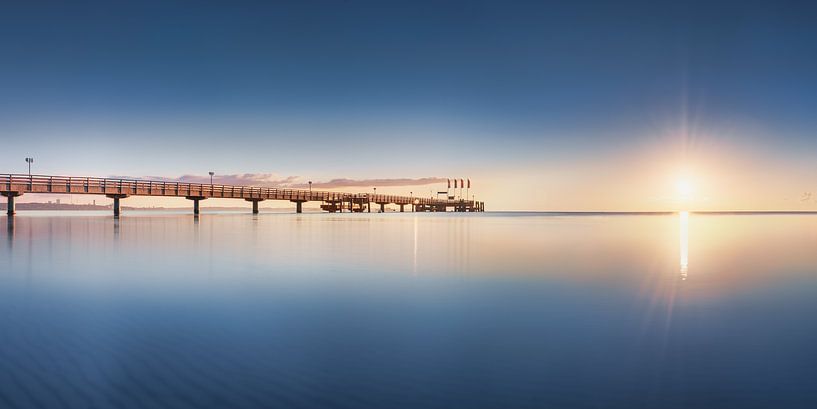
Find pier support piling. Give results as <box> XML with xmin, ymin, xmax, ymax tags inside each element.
<box><xmin>400</xmin><ymin>204</ymin><xmax>404</xmax><ymax>212</ymax></box>
<box><xmin>106</xmin><ymin>194</ymin><xmax>129</xmax><ymax>217</ymax></box>
<box><xmin>292</xmin><ymin>200</ymin><xmax>305</xmax><ymax>213</ymax></box>
<box><xmin>379</xmin><ymin>203</ymin><xmax>385</xmax><ymax>213</ymax></box>
<box><xmin>246</xmin><ymin>199</ymin><xmax>264</xmax><ymax>214</ymax></box>
<box><xmin>2</xmin><ymin>192</ymin><xmax>20</xmax><ymax>216</ymax></box>
<box><xmin>186</xmin><ymin>196</ymin><xmax>206</xmax><ymax>216</ymax></box>
<box><xmin>2</xmin><ymin>192</ymin><xmax>22</xmax><ymax>217</ymax></box>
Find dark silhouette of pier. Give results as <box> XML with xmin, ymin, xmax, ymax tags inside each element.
<box><xmin>2</xmin><ymin>174</ymin><xmax>484</xmax><ymax>216</ymax></box>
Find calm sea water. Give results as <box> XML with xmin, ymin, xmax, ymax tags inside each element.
<box><xmin>1</xmin><ymin>211</ymin><xmax>816</xmax><ymax>409</ymax></box>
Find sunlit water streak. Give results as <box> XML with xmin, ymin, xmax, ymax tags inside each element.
<box><xmin>1</xmin><ymin>211</ymin><xmax>817</xmax><ymax>409</ymax></box>
<box><xmin>680</xmin><ymin>211</ymin><xmax>688</xmax><ymax>280</ymax></box>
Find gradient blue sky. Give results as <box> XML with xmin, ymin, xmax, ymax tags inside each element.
<box><xmin>2</xmin><ymin>0</ymin><xmax>816</xmax><ymax>210</ymax></box>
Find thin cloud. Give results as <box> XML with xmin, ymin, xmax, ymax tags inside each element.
<box><xmin>305</xmin><ymin>178</ymin><xmax>446</xmax><ymax>189</ymax></box>
<box><xmin>109</xmin><ymin>173</ymin><xmax>300</xmax><ymax>187</ymax></box>
<box><xmin>109</xmin><ymin>174</ymin><xmax>446</xmax><ymax>188</ymax></box>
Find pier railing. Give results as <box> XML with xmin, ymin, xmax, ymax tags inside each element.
<box><xmin>1</xmin><ymin>173</ymin><xmax>478</xmax><ymax>208</ymax></box>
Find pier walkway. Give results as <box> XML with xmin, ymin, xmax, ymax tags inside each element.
<box><xmin>2</xmin><ymin>174</ymin><xmax>484</xmax><ymax>216</ymax></box>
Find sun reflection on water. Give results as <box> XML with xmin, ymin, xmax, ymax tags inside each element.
<box><xmin>680</xmin><ymin>211</ymin><xmax>689</xmax><ymax>280</ymax></box>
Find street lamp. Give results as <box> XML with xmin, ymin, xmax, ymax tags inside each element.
<box><xmin>208</xmin><ymin>171</ymin><xmax>214</xmax><ymax>185</ymax></box>
<box><xmin>308</xmin><ymin>181</ymin><xmax>312</xmax><ymax>194</ymax></box>
<box><xmin>25</xmin><ymin>157</ymin><xmax>33</xmax><ymax>176</ymax></box>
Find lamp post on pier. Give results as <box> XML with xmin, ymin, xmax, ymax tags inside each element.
<box><xmin>208</xmin><ymin>171</ymin><xmax>215</xmax><ymax>197</ymax></box>
<box><xmin>25</xmin><ymin>157</ymin><xmax>34</xmax><ymax>189</ymax></box>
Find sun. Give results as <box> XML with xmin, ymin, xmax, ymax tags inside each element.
<box><xmin>676</xmin><ymin>179</ymin><xmax>694</xmax><ymax>198</ymax></box>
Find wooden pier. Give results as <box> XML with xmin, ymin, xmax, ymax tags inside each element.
<box><xmin>1</xmin><ymin>174</ymin><xmax>484</xmax><ymax>216</ymax></box>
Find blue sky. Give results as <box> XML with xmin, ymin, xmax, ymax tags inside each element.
<box><xmin>2</xmin><ymin>1</ymin><xmax>816</xmax><ymax>209</ymax></box>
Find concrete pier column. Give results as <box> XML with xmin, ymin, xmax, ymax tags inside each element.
<box><xmin>2</xmin><ymin>192</ymin><xmax>21</xmax><ymax>216</ymax></box>
<box><xmin>291</xmin><ymin>200</ymin><xmax>305</xmax><ymax>213</ymax></box>
<box><xmin>379</xmin><ymin>203</ymin><xmax>385</xmax><ymax>213</ymax></box>
<box><xmin>185</xmin><ymin>196</ymin><xmax>206</xmax><ymax>216</ymax></box>
<box><xmin>106</xmin><ymin>194</ymin><xmax>129</xmax><ymax>217</ymax></box>
<box><xmin>400</xmin><ymin>204</ymin><xmax>404</xmax><ymax>212</ymax></box>
<box><xmin>0</xmin><ymin>190</ymin><xmax>23</xmax><ymax>217</ymax></box>
<box><xmin>246</xmin><ymin>199</ymin><xmax>264</xmax><ymax>214</ymax></box>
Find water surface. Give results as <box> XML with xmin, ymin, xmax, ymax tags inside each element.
<box><xmin>1</xmin><ymin>212</ymin><xmax>816</xmax><ymax>408</ymax></box>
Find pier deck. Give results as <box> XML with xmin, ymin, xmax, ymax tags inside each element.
<box><xmin>2</xmin><ymin>174</ymin><xmax>484</xmax><ymax>216</ymax></box>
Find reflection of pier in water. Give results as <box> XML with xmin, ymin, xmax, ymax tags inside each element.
<box><xmin>680</xmin><ymin>211</ymin><xmax>688</xmax><ymax>280</ymax></box>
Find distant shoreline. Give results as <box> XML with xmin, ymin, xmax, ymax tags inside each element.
<box><xmin>3</xmin><ymin>204</ymin><xmax>817</xmax><ymax>215</ymax></box>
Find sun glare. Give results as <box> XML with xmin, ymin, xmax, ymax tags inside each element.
<box><xmin>676</xmin><ymin>179</ymin><xmax>694</xmax><ymax>198</ymax></box>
